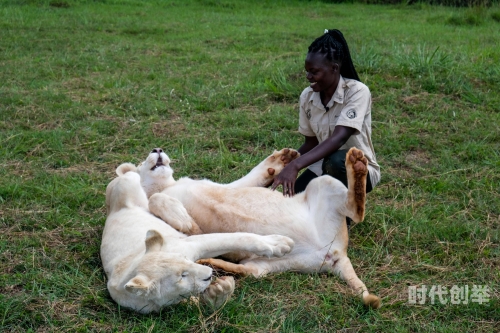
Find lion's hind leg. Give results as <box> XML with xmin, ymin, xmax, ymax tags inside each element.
<box><xmin>197</xmin><ymin>258</ymin><xmax>259</xmax><ymax>276</ymax></box>
<box><xmin>333</xmin><ymin>256</ymin><xmax>381</xmax><ymax>309</ymax></box>
<box><xmin>345</xmin><ymin>147</ymin><xmax>368</xmax><ymax>223</ymax></box>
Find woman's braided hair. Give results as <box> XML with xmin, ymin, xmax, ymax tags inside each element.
<box><xmin>307</xmin><ymin>29</ymin><xmax>360</xmax><ymax>82</ymax></box>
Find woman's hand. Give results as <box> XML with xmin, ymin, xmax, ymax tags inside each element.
<box><xmin>271</xmin><ymin>162</ymin><xmax>300</xmax><ymax>197</ymax></box>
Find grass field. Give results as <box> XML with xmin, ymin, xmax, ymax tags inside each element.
<box><xmin>1</xmin><ymin>0</ymin><xmax>499</xmax><ymax>332</ymax></box>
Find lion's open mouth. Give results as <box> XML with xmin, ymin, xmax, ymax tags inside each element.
<box><xmin>151</xmin><ymin>156</ymin><xmax>164</xmax><ymax>170</ymax></box>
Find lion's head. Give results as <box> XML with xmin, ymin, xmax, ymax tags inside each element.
<box><xmin>116</xmin><ymin>147</ymin><xmax>175</xmax><ymax>198</ymax></box>
<box><xmin>121</xmin><ymin>230</ymin><xmax>213</xmax><ymax>312</ymax></box>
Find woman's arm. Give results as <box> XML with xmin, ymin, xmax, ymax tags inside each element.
<box><xmin>271</xmin><ymin>125</ymin><xmax>355</xmax><ymax>196</ymax></box>
<box><xmin>297</xmin><ymin>135</ymin><xmax>319</xmax><ymax>155</ymax></box>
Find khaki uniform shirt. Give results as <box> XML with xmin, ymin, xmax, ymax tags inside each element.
<box><xmin>298</xmin><ymin>76</ymin><xmax>380</xmax><ymax>188</ymax></box>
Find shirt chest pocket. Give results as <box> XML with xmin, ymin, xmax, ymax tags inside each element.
<box><xmin>328</xmin><ymin>115</ymin><xmax>340</xmax><ymax>134</ymax></box>
<box><xmin>310</xmin><ymin>120</ymin><xmax>336</xmax><ymax>142</ymax></box>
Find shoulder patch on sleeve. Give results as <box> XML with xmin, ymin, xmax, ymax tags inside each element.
<box><xmin>346</xmin><ymin>109</ymin><xmax>357</xmax><ymax>119</ymax></box>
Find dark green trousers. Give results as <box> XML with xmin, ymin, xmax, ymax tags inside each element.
<box><xmin>294</xmin><ymin>149</ymin><xmax>373</xmax><ymax>194</ymax></box>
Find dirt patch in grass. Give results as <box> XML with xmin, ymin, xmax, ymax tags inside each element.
<box><xmin>151</xmin><ymin>116</ymin><xmax>186</xmax><ymax>138</ymax></box>
<box><xmin>46</xmin><ymin>161</ymin><xmax>117</xmax><ymax>177</ymax></box>
<box><xmin>62</xmin><ymin>76</ymin><xmax>108</xmax><ymax>105</ymax></box>
<box><xmin>0</xmin><ymin>284</ymin><xmax>24</xmax><ymax>296</ymax></box>
<box><xmin>405</xmin><ymin>149</ymin><xmax>431</xmax><ymax>167</ymax></box>
<box><xmin>402</xmin><ymin>92</ymin><xmax>431</xmax><ymax>105</ymax></box>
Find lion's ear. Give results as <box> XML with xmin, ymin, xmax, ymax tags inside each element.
<box><xmin>145</xmin><ymin>230</ymin><xmax>164</xmax><ymax>253</ymax></box>
<box><xmin>125</xmin><ymin>275</ymin><xmax>151</xmax><ymax>295</ymax></box>
<box><xmin>116</xmin><ymin>163</ymin><xmax>137</xmax><ymax>176</ymax></box>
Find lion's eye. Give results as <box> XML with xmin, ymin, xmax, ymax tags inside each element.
<box><xmin>181</xmin><ymin>272</ymin><xmax>189</xmax><ymax>278</ymax></box>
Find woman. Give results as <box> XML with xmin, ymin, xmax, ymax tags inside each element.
<box><xmin>272</xmin><ymin>29</ymin><xmax>380</xmax><ymax>197</ymax></box>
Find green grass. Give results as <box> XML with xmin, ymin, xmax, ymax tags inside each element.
<box><xmin>0</xmin><ymin>0</ymin><xmax>499</xmax><ymax>332</ymax></box>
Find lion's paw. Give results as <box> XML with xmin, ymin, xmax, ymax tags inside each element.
<box><xmin>258</xmin><ymin>235</ymin><xmax>294</xmax><ymax>258</ymax></box>
<box><xmin>201</xmin><ymin>276</ymin><xmax>235</xmax><ymax>309</ymax></box>
<box><xmin>345</xmin><ymin>147</ymin><xmax>368</xmax><ymax>222</ymax></box>
<box><xmin>240</xmin><ymin>148</ymin><xmax>300</xmax><ymax>188</ymax></box>
<box><xmin>264</xmin><ymin>148</ymin><xmax>300</xmax><ymax>177</ymax></box>
<box><xmin>346</xmin><ymin>148</ymin><xmax>368</xmax><ymax>176</ymax></box>
<box><xmin>149</xmin><ymin>193</ymin><xmax>201</xmax><ymax>234</ymax></box>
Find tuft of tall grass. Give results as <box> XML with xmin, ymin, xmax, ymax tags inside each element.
<box><xmin>492</xmin><ymin>10</ymin><xmax>500</xmax><ymax>21</ymax></box>
<box><xmin>392</xmin><ymin>44</ymin><xmax>451</xmax><ymax>76</ymax></box>
<box><xmin>264</xmin><ymin>66</ymin><xmax>304</xmax><ymax>102</ymax></box>
<box><xmin>354</xmin><ymin>45</ymin><xmax>383</xmax><ymax>75</ymax></box>
<box><xmin>446</xmin><ymin>7</ymin><xmax>488</xmax><ymax>25</ymax></box>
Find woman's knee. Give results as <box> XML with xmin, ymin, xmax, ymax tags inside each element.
<box><xmin>294</xmin><ymin>169</ymin><xmax>317</xmax><ymax>194</ymax></box>
<box><xmin>322</xmin><ymin>150</ymin><xmax>348</xmax><ymax>186</ymax></box>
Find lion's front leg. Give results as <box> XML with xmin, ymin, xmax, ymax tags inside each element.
<box><xmin>181</xmin><ymin>233</ymin><xmax>294</xmax><ymax>261</ymax></box>
<box><xmin>149</xmin><ymin>193</ymin><xmax>203</xmax><ymax>235</ymax></box>
<box><xmin>226</xmin><ymin>148</ymin><xmax>300</xmax><ymax>188</ymax></box>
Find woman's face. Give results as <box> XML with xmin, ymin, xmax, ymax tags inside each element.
<box><xmin>304</xmin><ymin>52</ymin><xmax>339</xmax><ymax>94</ymax></box>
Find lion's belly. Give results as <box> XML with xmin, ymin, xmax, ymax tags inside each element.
<box><xmin>178</xmin><ymin>186</ymin><xmax>310</xmax><ymax>237</ymax></box>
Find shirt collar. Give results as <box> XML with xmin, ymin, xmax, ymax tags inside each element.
<box><xmin>308</xmin><ymin>75</ymin><xmax>346</xmax><ymax>109</ymax></box>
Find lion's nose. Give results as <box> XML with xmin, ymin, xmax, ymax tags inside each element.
<box><xmin>151</xmin><ymin>148</ymin><xmax>163</xmax><ymax>153</ymax></box>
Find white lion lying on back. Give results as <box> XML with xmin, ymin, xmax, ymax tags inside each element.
<box><xmin>117</xmin><ymin>147</ymin><xmax>381</xmax><ymax>309</ymax></box>
<box><xmin>102</xmin><ymin>170</ymin><xmax>294</xmax><ymax>313</ymax></box>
